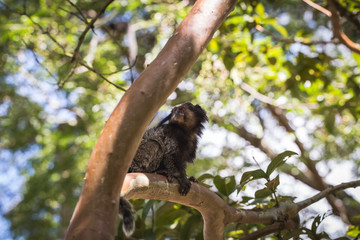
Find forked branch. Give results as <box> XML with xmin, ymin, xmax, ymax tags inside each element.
<box><xmin>121</xmin><ymin>173</ymin><xmax>360</xmax><ymax>240</ymax></box>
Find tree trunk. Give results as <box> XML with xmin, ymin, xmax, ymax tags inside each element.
<box><xmin>65</xmin><ymin>0</ymin><xmax>237</xmax><ymax>239</ymax></box>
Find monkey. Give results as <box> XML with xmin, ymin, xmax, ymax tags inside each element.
<box><xmin>119</xmin><ymin>102</ymin><xmax>208</xmax><ymax>237</ymax></box>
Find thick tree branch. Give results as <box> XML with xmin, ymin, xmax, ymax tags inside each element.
<box><xmin>65</xmin><ymin>0</ymin><xmax>237</xmax><ymax>239</ymax></box>
<box><xmin>121</xmin><ymin>173</ymin><xmax>360</xmax><ymax>239</ymax></box>
<box><xmin>122</xmin><ymin>173</ymin><xmax>233</xmax><ymax>240</ymax></box>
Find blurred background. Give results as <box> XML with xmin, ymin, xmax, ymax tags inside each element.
<box><xmin>0</xmin><ymin>0</ymin><xmax>359</xmax><ymax>239</ymax></box>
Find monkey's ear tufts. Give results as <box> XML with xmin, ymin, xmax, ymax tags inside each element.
<box><xmin>195</xmin><ymin>104</ymin><xmax>208</xmax><ymax>122</ymax></box>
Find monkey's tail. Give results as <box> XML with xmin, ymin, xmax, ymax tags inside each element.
<box><xmin>119</xmin><ymin>197</ymin><xmax>135</xmax><ymax>237</ymax></box>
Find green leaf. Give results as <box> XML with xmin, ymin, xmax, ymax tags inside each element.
<box><xmin>283</xmin><ymin>229</ymin><xmax>306</xmax><ymax>240</ymax></box>
<box><xmin>142</xmin><ymin>200</ymin><xmax>155</xmax><ymax>221</ymax></box>
<box><xmin>266</xmin><ymin>151</ymin><xmax>297</xmax><ymax>176</ymax></box>
<box><xmin>255</xmin><ymin>187</ymin><xmax>273</xmax><ymax>198</ymax></box>
<box><xmin>265</xmin><ymin>175</ymin><xmax>280</xmax><ymax>191</ymax></box>
<box><xmin>255</xmin><ymin>3</ymin><xmax>265</xmax><ymax>18</ymax></box>
<box><xmin>156</xmin><ymin>208</ymin><xmax>187</xmax><ymax>227</ymax></box>
<box><xmin>239</xmin><ymin>169</ymin><xmax>267</xmax><ymax>186</ymax></box>
<box><xmin>213</xmin><ymin>175</ymin><xmax>236</xmax><ymax>196</ymax></box>
<box><xmin>180</xmin><ymin>215</ymin><xmax>201</xmax><ymax>240</ymax></box>
<box><xmin>324</xmin><ymin>109</ymin><xmax>336</xmax><ymax>133</ymax></box>
<box><xmin>346</xmin><ymin>225</ymin><xmax>360</xmax><ymax>237</ymax></box>
<box><xmin>197</xmin><ymin>173</ymin><xmax>214</xmax><ymax>182</ymax></box>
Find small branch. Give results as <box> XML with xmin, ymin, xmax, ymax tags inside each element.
<box><xmin>302</xmin><ymin>0</ymin><xmax>331</xmax><ymax>17</ymax></box>
<box><xmin>302</xmin><ymin>0</ymin><xmax>360</xmax><ymax>54</ymax></box>
<box><xmin>71</xmin><ymin>0</ymin><xmax>114</xmax><ymax>62</ymax></box>
<box><xmin>22</xmin><ymin>41</ymin><xmax>58</xmax><ymax>82</ymax></box>
<box><xmin>66</xmin><ymin>0</ymin><xmax>90</xmax><ymax>26</ymax></box>
<box><xmin>296</xmin><ymin>179</ymin><xmax>360</xmax><ymax>211</ymax></box>
<box><xmin>58</xmin><ymin>65</ymin><xmax>77</xmax><ymax>88</ymax></box>
<box><xmin>77</xmin><ymin>61</ymin><xmax>127</xmax><ymax>91</ymax></box>
<box><xmin>240</xmin><ymin>82</ymin><xmax>276</xmax><ymax>106</ymax></box>
<box><xmin>239</xmin><ymin>80</ymin><xmax>319</xmax><ymax>110</ymax></box>
<box><xmin>213</xmin><ymin>116</ymin><xmax>277</xmax><ymax>158</ymax></box>
<box><xmin>101</xmin><ymin>56</ymin><xmax>138</xmax><ymax>76</ymax></box>
<box><xmin>255</xmin><ymin>25</ymin><xmax>332</xmax><ymax>46</ymax></box>
<box><xmin>331</xmin><ymin>0</ymin><xmax>360</xmax><ymax>32</ymax></box>
<box><xmin>238</xmin><ymin>220</ymin><xmax>298</xmax><ymax>240</ymax></box>
<box><xmin>328</xmin><ymin>0</ymin><xmax>360</xmax><ymax>54</ymax></box>
<box><xmin>266</xmin><ymin>104</ymin><xmax>306</xmax><ymax>155</ymax></box>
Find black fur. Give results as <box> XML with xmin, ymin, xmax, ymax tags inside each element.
<box><xmin>119</xmin><ymin>102</ymin><xmax>208</xmax><ymax>237</ymax></box>
<box><xmin>118</xmin><ymin>198</ymin><xmax>134</xmax><ymax>237</ymax></box>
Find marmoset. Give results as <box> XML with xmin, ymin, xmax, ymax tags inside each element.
<box><xmin>119</xmin><ymin>102</ymin><xmax>208</xmax><ymax>237</ymax></box>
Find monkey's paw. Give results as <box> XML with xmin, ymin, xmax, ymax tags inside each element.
<box><xmin>178</xmin><ymin>178</ymin><xmax>191</xmax><ymax>196</ymax></box>
<box><xmin>188</xmin><ymin>176</ymin><xmax>198</xmax><ymax>183</ymax></box>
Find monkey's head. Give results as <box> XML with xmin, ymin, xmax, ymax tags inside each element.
<box><xmin>169</xmin><ymin>102</ymin><xmax>208</xmax><ymax>134</ymax></box>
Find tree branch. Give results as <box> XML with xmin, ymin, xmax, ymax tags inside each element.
<box><xmin>121</xmin><ymin>173</ymin><xmax>360</xmax><ymax>239</ymax></box>
<box><xmin>331</xmin><ymin>0</ymin><xmax>360</xmax><ymax>32</ymax></box>
<box><xmin>297</xmin><ymin>179</ymin><xmax>360</xmax><ymax>211</ymax></box>
<box><xmin>302</xmin><ymin>0</ymin><xmax>360</xmax><ymax>54</ymax></box>
<box><xmin>302</xmin><ymin>0</ymin><xmax>331</xmax><ymax>17</ymax></box>
<box><xmin>238</xmin><ymin>221</ymin><xmax>298</xmax><ymax>240</ymax></box>
<box><xmin>327</xmin><ymin>0</ymin><xmax>360</xmax><ymax>54</ymax></box>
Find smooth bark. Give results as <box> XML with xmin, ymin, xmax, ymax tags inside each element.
<box><xmin>65</xmin><ymin>0</ymin><xmax>237</xmax><ymax>239</ymax></box>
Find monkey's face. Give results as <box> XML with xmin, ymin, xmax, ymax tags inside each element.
<box><xmin>169</xmin><ymin>103</ymin><xmax>208</xmax><ymax>131</ymax></box>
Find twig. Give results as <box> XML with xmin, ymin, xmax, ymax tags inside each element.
<box><xmin>101</xmin><ymin>56</ymin><xmax>138</xmax><ymax>76</ymax></box>
<box><xmin>66</xmin><ymin>0</ymin><xmax>90</xmax><ymax>26</ymax></box>
<box><xmin>296</xmin><ymin>179</ymin><xmax>360</xmax><ymax>211</ymax></box>
<box><xmin>302</xmin><ymin>0</ymin><xmax>332</xmax><ymax>17</ymax></box>
<box><xmin>240</xmin><ymin>82</ymin><xmax>276</xmax><ymax>106</ymax></box>
<box><xmin>22</xmin><ymin>40</ymin><xmax>58</xmax><ymax>82</ymax></box>
<box><xmin>71</xmin><ymin>0</ymin><xmax>114</xmax><ymax>62</ymax></box>
<box><xmin>28</xmin><ymin>17</ymin><xmax>67</xmax><ymax>54</ymax></box>
<box><xmin>255</xmin><ymin>25</ymin><xmax>332</xmax><ymax>46</ymax></box>
<box><xmin>77</xmin><ymin>61</ymin><xmax>127</xmax><ymax>91</ymax></box>
<box><xmin>58</xmin><ymin>63</ymin><xmax>77</xmax><ymax>88</ymax></box>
